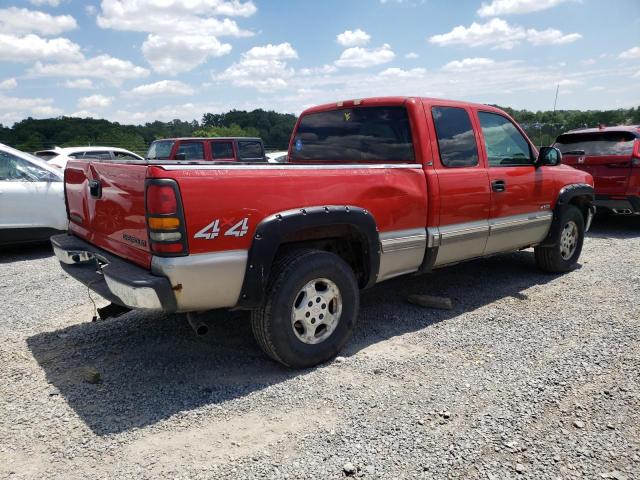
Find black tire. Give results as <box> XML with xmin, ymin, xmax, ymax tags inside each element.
<box><xmin>251</xmin><ymin>249</ymin><xmax>359</xmax><ymax>369</ymax></box>
<box><xmin>534</xmin><ymin>205</ymin><xmax>585</xmax><ymax>273</ymax></box>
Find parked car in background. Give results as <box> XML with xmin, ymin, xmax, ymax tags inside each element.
<box><xmin>35</xmin><ymin>146</ymin><xmax>144</xmax><ymax>170</ymax></box>
<box><xmin>554</xmin><ymin>125</ymin><xmax>640</xmax><ymax>215</ymax></box>
<box><xmin>266</xmin><ymin>150</ymin><xmax>288</xmax><ymax>163</ymax></box>
<box><xmin>52</xmin><ymin>96</ymin><xmax>594</xmax><ymax>368</ymax></box>
<box><xmin>146</xmin><ymin>137</ymin><xmax>267</xmax><ymax>162</ymax></box>
<box><xmin>0</xmin><ymin>143</ymin><xmax>66</xmax><ymax>246</ymax></box>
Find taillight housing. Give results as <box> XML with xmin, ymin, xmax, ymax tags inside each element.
<box><xmin>632</xmin><ymin>140</ymin><xmax>640</xmax><ymax>168</ymax></box>
<box><xmin>145</xmin><ymin>179</ymin><xmax>188</xmax><ymax>256</ymax></box>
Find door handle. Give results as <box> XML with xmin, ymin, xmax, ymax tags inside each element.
<box><xmin>492</xmin><ymin>180</ymin><xmax>506</xmax><ymax>192</ymax></box>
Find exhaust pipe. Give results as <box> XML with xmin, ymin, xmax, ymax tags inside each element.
<box><xmin>612</xmin><ymin>208</ymin><xmax>633</xmax><ymax>215</ymax></box>
<box><xmin>186</xmin><ymin>312</ymin><xmax>209</xmax><ymax>336</ymax></box>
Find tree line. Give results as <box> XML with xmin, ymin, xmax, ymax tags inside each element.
<box><xmin>0</xmin><ymin>106</ymin><xmax>638</xmax><ymax>155</ymax></box>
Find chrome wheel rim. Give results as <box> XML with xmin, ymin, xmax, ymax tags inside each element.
<box><xmin>560</xmin><ymin>220</ymin><xmax>578</xmax><ymax>260</ymax></box>
<box><xmin>291</xmin><ymin>278</ymin><xmax>342</xmax><ymax>345</ymax></box>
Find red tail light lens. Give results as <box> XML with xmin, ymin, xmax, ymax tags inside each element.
<box><xmin>146</xmin><ymin>185</ymin><xmax>177</xmax><ymax>214</ymax></box>
<box><xmin>145</xmin><ymin>179</ymin><xmax>188</xmax><ymax>257</ymax></box>
<box><xmin>632</xmin><ymin>140</ymin><xmax>640</xmax><ymax>167</ymax></box>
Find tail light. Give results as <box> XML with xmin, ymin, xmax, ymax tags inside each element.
<box><xmin>145</xmin><ymin>179</ymin><xmax>188</xmax><ymax>256</ymax></box>
<box><xmin>632</xmin><ymin>140</ymin><xmax>640</xmax><ymax>168</ymax></box>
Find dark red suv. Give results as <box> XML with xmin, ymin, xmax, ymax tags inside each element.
<box><xmin>554</xmin><ymin>126</ymin><xmax>640</xmax><ymax>215</ymax></box>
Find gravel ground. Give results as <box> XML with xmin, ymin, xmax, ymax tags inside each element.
<box><xmin>1</xmin><ymin>215</ymin><xmax>639</xmax><ymax>480</ymax></box>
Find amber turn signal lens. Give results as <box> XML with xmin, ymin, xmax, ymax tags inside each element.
<box><xmin>148</xmin><ymin>217</ymin><xmax>180</xmax><ymax>230</ymax></box>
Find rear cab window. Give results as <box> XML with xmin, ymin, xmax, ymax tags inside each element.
<box><xmin>554</xmin><ymin>132</ymin><xmax>637</xmax><ymax>156</ymax></box>
<box><xmin>176</xmin><ymin>142</ymin><xmax>205</xmax><ymax>160</ymax></box>
<box><xmin>146</xmin><ymin>140</ymin><xmax>175</xmax><ymax>160</ymax></box>
<box><xmin>431</xmin><ymin>106</ymin><xmax>478</xmax><ymax>167</ymax></box>
<box><xmin>238</xmin><ymin>140</ymin><xmax>265</xmax><ymax>162</ymax></box>
<box><xmin>290</xmin><ymin>106</ymin><xmax>414</xmax><ymax>162</ymax></box>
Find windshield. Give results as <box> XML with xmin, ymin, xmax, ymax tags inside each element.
<box><xmin>554</xmin><ymin>132</ymin><xmax>636</xmax><ymax>156</ymax></box>
<box><xmin>146</xmin><ymin>140</ymin><xmax>175</xmax><ymax>160</ymax></box>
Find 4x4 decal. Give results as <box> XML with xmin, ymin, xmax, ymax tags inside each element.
<box><xmin>194</xmin><ymin>218</ymin><xmax>249</xmax><ymax>240</ymax></box>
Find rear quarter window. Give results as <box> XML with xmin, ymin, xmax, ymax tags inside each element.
<box><xmin>238</xmin><ymin>141</ymin><xmax>264</xmax><ymax>161</ymax></box>
<box><xmin>290</xmin><ymin>106</ymin><xmax>414</xmax><ymax>162</ymax></box>
<box><xmin>554</xmin><ymin>132</ymin><xmax>636</xmax><ymax>156</ymax></box>
<box><xmin>147</xmin><ymin>140</ymin><xmax>175</xmax><ymax>160</ymax></box>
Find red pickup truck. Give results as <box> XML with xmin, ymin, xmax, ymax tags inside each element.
<box><xmin>52</xmin><ymin>97</ymin><xmax>595</xmax><ymax>368</ymax></box>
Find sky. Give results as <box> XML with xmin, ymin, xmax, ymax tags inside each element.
<box><xmin>0</xmin><ymin>0</ymin><xmax>638</xmax><ymax>126</ymax></box>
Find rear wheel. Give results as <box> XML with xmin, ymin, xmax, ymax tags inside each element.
<box><xmin>251</xmin><ymin>249</ymin><xmax>359</xmax><ymax>369</ymax></box>
<box><xmin>534</xmin><ymin>205</ymin><xmax>585</xmax><ymax>273</ymax></box>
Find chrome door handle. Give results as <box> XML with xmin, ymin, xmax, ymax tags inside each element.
<box><xmin>491</xmin><ymin>180</ymin><xmax>506</xmax><ymax>192</ymax></box>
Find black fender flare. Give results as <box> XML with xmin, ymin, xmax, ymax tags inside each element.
<box><xmin>540</xmin><ymin>183</ymin><xmax>594</xmax><ymax>247</ymax></box>
<box><xmin>236</xmin><ymin>205</ymin><xmax>380</xmax><ymax>309</ymax></box>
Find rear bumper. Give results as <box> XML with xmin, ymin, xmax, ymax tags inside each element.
<box><xmin>595</xmin><ymin>195</ymin><xmax>640</xmax><ymax>214</ymax></box>
<box><xmin>51</xmin><ymin>234</ymin><xmax>177</xmax><ymax>312</ymax></box>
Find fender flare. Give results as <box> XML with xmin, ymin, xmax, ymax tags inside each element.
<box><xmin>235</xmin><ymin>205</ymin><xmax>380</xmax><ymax>309</ymax></box>
<box><xmin>540</xmin><ymin>183</ymin><xmax>594</xmax><ymax>247</ymax></box>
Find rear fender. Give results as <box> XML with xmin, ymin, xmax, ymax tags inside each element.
<box><xmin>236</xmin><ymin>205</ymin><xmax>380</xmax><ymax>309</ymax></box>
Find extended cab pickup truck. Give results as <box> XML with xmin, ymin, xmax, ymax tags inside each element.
<box><xmin>146</xmin><ymin>137</ymin><xmax>266</xmax><ymax>162</ymax></box>
<box><xmin>52</xmin><ymin>97</ymin><xmax>595</xmax><ymax>368</ymax></box>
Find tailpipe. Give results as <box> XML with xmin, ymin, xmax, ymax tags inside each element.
<box><xmin>186</xmin><ymin>312</ymin><xmax>209</xmax><ymax>336</ymax></box>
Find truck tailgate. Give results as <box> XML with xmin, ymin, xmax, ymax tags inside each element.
<box><xmin>65</xmin><ymin>160</ymin><xmax>152</xmax><ymax>268</ymax></box>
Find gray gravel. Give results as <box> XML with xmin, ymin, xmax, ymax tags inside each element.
<box><xmin>1</xmin><ymin>215</ymin><xmax>639</xmax><ymax>479</ymax></box>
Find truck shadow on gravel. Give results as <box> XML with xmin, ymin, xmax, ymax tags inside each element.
<box><xmin>27</xmin><ymin>250</ymin><xmax>565</xmax><ymax>436</ymax></box>
<box><xmin>586</xmin><ymin>214</ymin><xmax>640</xmax><ymax>239</ymax></box>
<box><xmin>0</xmin><ymin>244</ymin><xmax>53</xmax><ymax>263</ymax></box>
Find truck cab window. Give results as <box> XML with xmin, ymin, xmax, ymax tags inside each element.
<box><xmin>238</xmin><ymin>141</ymin><xmax>264</xmax><ymax>162</ymax></box>
<box><xmin>212</xmin><ymin>141</ymin><xmax>234</xmax><ymax>159</ymax></box>
<box><xmin>431</xmin><ymin>106</ymin><xmax>479</xmax><ymax>168</ymax></box>
<box><xmin>176</xmin><ymin>142</ymin><xmax>205</xmax><ymax>160</ymax></box>
<box><xmin>290</xmin><ymin>106</ymin><xmax>414</xmax><ymax>162</ymax></box>
<box><xmin>478</xmin><ymin>112</ymin><xmax>533</xmax><ymax>166</ymax></box>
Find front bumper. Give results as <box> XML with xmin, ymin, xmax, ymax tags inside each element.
<box><xmin>51</xmin><ymin>234</ymin><xmax>177</xmax><ymax>312</ymax></box>
<box><xmin>594</xmin><ymin>195</ymin><xmax>640</xmax><ymax>214</ymax></box>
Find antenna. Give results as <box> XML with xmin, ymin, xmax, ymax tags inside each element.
<box><xmin>552</xmin><ymin>83</ymin><xmax>560</xmax><ymax>114</ymax></box>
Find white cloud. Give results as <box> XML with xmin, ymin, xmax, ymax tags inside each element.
<box><xmin>299</xmin><ymin>65</ymin><xmax>338</xmax><ymax>76</ymax></box>
<box><xmin>97</xmin><ymin>1</ymin><xmax>253</xmax><ymax>74</ymax></box>
<box><xmin>142</xmin><ymin>34</ymin><xmax>231</xmax><ymax>73</ymax></box>
<box><xmin>442</xmin><ymin>57</ymin><xmax>496</xmax><ymax>71</ymax></box>
<box><xmin>0</xmin><ymin>78</ymin><xmax>17</xmax><ymax>90</ymax></box>
<box><xmin>335</xmin><ymin>44</ymin><xmax>395</xmax><ymax>68</ymax></box>
<box><xmin>0</xmin><ymin>7</ymin><xmax>76</xmax><ymax>36</ymax></box>
<box><xmin>405</xmin><ymin>52</ymin><xmax>419</xmax><ymax>59</ymax></box>
<box><xmin>29</xmin><ymin>0</ymin><xmax>62</xmax><ymax>6</ymax></box>
<box><xmin>127</xmin><ymin>80</ymin><xmax>196</xmax><ymax>96</ymax></box>
<box><xmin>85</xmin><ymin>5</ymin><xmax>97</xmax><ymax>16</ymax></box>
<box><xmin>633</xmin><ymin>71</ymin><xmax>640</xmax><ymax>79</ymax></box>
<box><xmin>380</xmin><ymin>67</ymin><xmax>426</xmax><ymax>78</ymax></box>
<box><xmin>32</xmin><ymin>105</ymin><xmax>63</xmax><ymax>116</ymax></box>
<box><xmin>478</xmin><ymin>0</ymin><xmax>575</xmax><ymax>17</ymax></box>
<box><xmin>0</xmin><ymin>33</ymin><xmax>82</xmax><ymax>63</ymax></box>
<box><xmin>69</xmin><ymin>110</ymin><xmax>98</xmax><ymax>118</ymax></box>
<box><xmin>218</xmin><ymin>42</ymin><xmax>298</xmax><ymax>91</ymax></box>
<box><xmin>581</xmin><ymin>58</ymin><xmax>596</xmax><ymax>66</ymax></box>
<box><xmin>619</xmin><ymin>46</ymin><xmax>640</xmax><ymax>59</ymax></box>
<box><xmin>64</xmin><ymin>79</ymin><xmax>95</xmax><ymax>89</ymax></box>
<box><xmin>526</xmin><ymin>28</ymin><xmax>582</xmax><ymax>46</ymax></box>
<box><xmin>336</xmin><ymin>29</ymin><xmax>371</xmax><ymax>47</ymax></box>
<box><xmin>588</xmin><ymin>86</ymin><xmax>605</xmax><ymax>91</ymax></box>
<box><xmin>429</xmin><ymin>18</ymin><xmax>581</xmax><ymax>49</ymax></box>
<box><xmin>31</xmin><ymin>54</ymin><xmax>149</xmax><ymax>85</ymax></box>
<box><xmin>77</xmin><ymin>94</ymin><xmax>112</xmax><ymax>109</ymax></box>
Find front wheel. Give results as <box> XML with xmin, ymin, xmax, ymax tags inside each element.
<box><xmin>251</xmin><ymin>249</ymin><xmax>359</xmax><ymax>369</ymax></box>
<box><xmin>534</xmin><ymin>205</ymin><xmax>585</xmax><ymax>273</ymax></box>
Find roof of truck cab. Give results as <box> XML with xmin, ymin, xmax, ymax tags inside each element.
<box><xmin>302</xmin><ymin>96</ymin><xmax>506</xmax><ymax>115</ymax></box>
<box><xmin>152</xmin><ymin>137</ymin><xmax>263</xmax><ymax>142</ymax></box>
<box><xmin>563</xmin><ymin>125</ymin><xmax>640</xmax><ymax>135</ymax></box>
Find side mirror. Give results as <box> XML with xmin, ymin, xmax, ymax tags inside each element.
<box><xmin>536</xmin><ymin>146</ymin><xmax>562</xmax><ymax>168</ymax></box>
<box><xmin>174</xmin><ymin>153</ymin><xmax>186</xmax><ymax>160</ymax></box>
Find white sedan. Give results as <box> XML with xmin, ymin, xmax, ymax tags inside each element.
<box><xmin>266</xmin><ymin>150</ymin><xmax>288</xmax><ymax>163</ymax></box>
<box><xmin>35</xmin><ymin>146</ymin><xmax>144</xmax><ymax>169</ymax></box>
<box><xmin>0</xmin><ymin>143</ymin><xmax>67</xmax><ymax>246</ymax></box>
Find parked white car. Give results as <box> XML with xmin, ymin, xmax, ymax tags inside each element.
<box><xmin>266</xmin><ymin>150</ymin><xmax>288</xmax><ymax>163</ymax></box>
<box><xmin>0</xmin><ymin>144</ymin><xmax>67</xmax><ymax>246</ymax></box>
<box><xmin>35</xmin><ymin>146</ymin><xmax>144</xmax><ymax>169</ymax></box>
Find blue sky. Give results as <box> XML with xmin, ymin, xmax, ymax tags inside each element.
<box><xmin>0</xmin><ymin>0</ymin><xmax>638</xmax><ymax>126</ymax></box>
